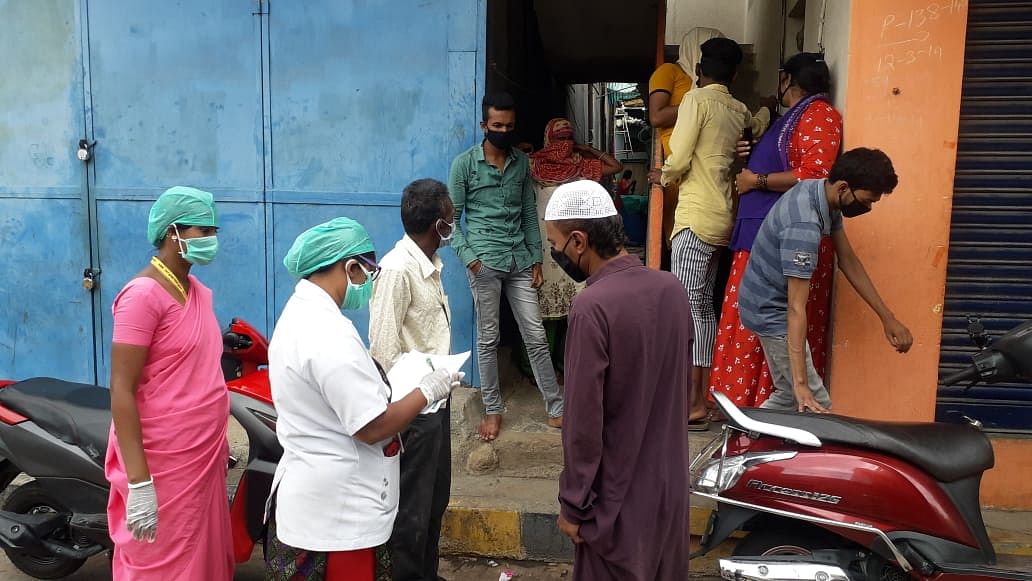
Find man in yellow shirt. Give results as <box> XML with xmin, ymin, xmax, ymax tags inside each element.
<box><xmin>660</xmin><ymin>37</ymin><xmax>769</xmax><ymax>428</ymax></box>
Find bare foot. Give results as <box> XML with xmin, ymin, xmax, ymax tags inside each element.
<box><xmin>547</xmin><ymin>416</ymin><xmax>563</xmax><ymax>429</ymax></box>
<box><xmin>478</xmin><ymin>414</ymin><xmax>502</xmax><ymax>441</ymax></box>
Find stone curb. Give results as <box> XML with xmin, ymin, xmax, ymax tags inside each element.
<box><xmin>438</xmin><ymin>500</ymin><xmax>738</xmax><ymax>573</ymax></box>
<box><xmin>440</xmin><ymin>502</ymin><xmax>1032</xmax><ymax>573</ymax></box>
<box><xmin>440</xmin><ymin>504</ymin><xmax>572</xmax><ymax>562</ymax></box>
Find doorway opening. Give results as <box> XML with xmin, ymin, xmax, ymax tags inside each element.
<box><xmin>478</xmin><ymin>0</ymin><xmax>793</xmax><ymax>393</ymax></box>
<box><xmin>481</xmin><ymin>0</ymin><xmax>661</xmax><ymax>392</ymax></box>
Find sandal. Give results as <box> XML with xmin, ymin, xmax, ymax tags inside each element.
<box><xmin>686</xmin><ymin>419</ymin><xmax>710</xmax><ymax>431</ymax></box>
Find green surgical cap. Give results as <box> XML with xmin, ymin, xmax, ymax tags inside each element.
<box><xmin>283</xmin><ymin>217</ymin><xmax>376</xmax><ymax>278</ymax></box>
<box><xmin>147</xmin><ymin>186</ymin><xmax>219</xmax><ymax>247</ymax></box>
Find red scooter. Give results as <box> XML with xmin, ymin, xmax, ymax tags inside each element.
<box><xmin>0</xmin><ymin>319</ymin><xmax>279</xmax><ymax>579</ymax></box>
<box><xmin>691</xmin><ymin>320</ymin><xmax>1032</xmax><ymax>581</ymax></box>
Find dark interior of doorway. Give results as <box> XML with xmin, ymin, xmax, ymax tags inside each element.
<box><xmin>485</xmin><ymin>0</ymin><xmax>660</xmax><ymax>149</ymax></box>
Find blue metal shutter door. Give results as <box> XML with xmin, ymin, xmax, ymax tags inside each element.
<box><xmin>937</xmin><ymin>0</ymin><xmax>1032</xmax><ymax>433</ymax></box>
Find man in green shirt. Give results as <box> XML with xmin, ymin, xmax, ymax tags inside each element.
<box><xmin>449</xmin><ymin>92</ymin><xmax>563</xmax><ymax>441</ymax></box>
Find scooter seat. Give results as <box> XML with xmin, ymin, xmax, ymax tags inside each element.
<box><xmin>0</xmin><ymin>377</ymin><xmax>111</xmax><ymax>465</ymax></box>
<box><xmin>741</xmin><ymin>408</ymin><xmax>994</xmax><ymax>483</ymax></box>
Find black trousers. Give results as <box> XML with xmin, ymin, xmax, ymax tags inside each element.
<box><xmin>389</xmin><ymin>405</ymin><xmax>451</xmax><ymax>581</ymax></box>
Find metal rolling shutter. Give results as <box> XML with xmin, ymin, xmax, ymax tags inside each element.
<box><xmin>936</xmin><ymin>0</ymin><xmax>1032</xmax><ymax>433</ymax></box>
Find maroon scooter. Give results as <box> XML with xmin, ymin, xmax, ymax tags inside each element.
<box><xmin>691</xmin><ymin>321</ymin><xmax>1032</xmax><ymax>581</ymax></box>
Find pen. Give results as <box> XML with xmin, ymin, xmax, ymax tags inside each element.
<box><xmin>426</xmin><ymin>357</ymin><xmax>436</xmax><ymax>371</ymax></box>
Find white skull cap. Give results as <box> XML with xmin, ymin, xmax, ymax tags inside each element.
<box><xmin>544</xmin><ymin>179</ymin><xmax>618</xmax><ymax>221</ymax></box>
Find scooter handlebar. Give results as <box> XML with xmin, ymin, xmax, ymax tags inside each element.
<box><xmin>942</xmin><ymin>365</ymin><xmax>980</xmax><ymax>386</ymax></box>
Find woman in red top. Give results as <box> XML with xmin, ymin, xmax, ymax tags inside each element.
<box><xmin>708</xmin><ymin>53</ymin><xmax>843</xmax><ymax>409</ymax></box>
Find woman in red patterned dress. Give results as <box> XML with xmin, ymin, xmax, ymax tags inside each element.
<box><xmin>708</xmin><ymin>53</ymin><xmax>843</xmax><ymax>408</ymax></box>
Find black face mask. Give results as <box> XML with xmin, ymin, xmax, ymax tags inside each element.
<box><xmin>485</xmin><ymin>129</ymin><xmax>516</xmax><ymax>151</ymax></box>
<box><xmin>777</xmin><ymin>73</ymin><xmax>796</xmax><ymax>108</ymax></box>
<box><xmin>839</xmin><ymin>190</ymin><xmax>872</xmax><ymax>218</ymax></box>
<box><xmin>550</xmin><ymin>235</ymin><xmax>588</xmax><ymax>283</ymax></box>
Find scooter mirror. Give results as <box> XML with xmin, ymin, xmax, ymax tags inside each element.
<box><xmin>988</xmin><ymin>320</ymin><xmax>1032</xmax><ymax>379</ymax></box>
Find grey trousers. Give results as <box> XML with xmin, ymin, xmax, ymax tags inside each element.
<box><xmin>467</xmin><ymin>264</ymin><xmax>563</xmax><ymax>417</ymax></box>
<box><xmin>757</xmin><ymin>335</ymin><xmax>832</xmax><ymax>411</ymax></box>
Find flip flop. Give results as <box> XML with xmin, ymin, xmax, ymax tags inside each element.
<box><xmin>686</xmin><ymin>419</ymin><xmax>710</xmax><ymax>431</ymax></box>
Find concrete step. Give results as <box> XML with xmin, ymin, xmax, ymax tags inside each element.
<box><xmin>444</xmin><ymin>375</ymin><xmax>729</xmax><ymax>572</ymax></box>
<box><xmin>440</xmin><ymin>472</ymin><xmax>734</xmax><ymax>574</ymax></box>
<box><xmin>450</xmin><ymin>383</ymin><xmax>718</xmax><ymax>480</ymax></box>
<box><xmin>451</xmin><ymin>386</ymin><xmax>566</xmax><ymax>479</ymax></box>
<box><xmin>442</xmin><ymin>475</ymin><xmax>568</xmax><ymax>562</ymax></box>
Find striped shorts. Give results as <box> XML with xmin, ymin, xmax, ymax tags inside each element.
<box><xmin>671</xmin><ymin>228</ymin><xmax>720</xmax><ymax>367</ymax></box>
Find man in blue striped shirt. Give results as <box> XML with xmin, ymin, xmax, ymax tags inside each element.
<box><xmin>739</xmin><ymin>148</ymin><xmax>913</xmax><ymax>412</ymax></box>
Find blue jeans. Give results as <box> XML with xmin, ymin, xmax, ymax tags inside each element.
<box><xmin>467</xmin><ymin>264</ymin><xmax>563</xmax><ymax>417</ymax></box>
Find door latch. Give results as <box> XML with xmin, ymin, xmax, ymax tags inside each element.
<box><xmin>77</xmin><ymin>139</ymin><xmax>96</xmax><ymax>162</ymax></box>
<box><xmin>83</xmin><ymin>268</ymin><xmax>101</xmax><ymax>291</ymax></box>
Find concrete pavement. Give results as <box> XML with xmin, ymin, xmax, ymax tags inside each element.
<box><xmin>0</xmin><ymin>553</ymin><xmax>574</xmax><ymax>580</ymax></box>
<box><xmin>0</xmin><ymin>548</ymin><xmax>265</xmax><ymax>580</ymax></box>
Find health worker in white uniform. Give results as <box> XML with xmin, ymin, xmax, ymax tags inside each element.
<box><xmin>264</xmin><ymin>217</ymin><xmax>462</xmax><ymax>581</ymax></box>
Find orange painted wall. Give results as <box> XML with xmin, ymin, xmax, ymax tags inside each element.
<box><xmin>830</xmin><ymin>0</ymin><xmax>1031</xmax><ymax>511</ymax></box>
<box><xmin>829</xmin><ymin>1</ymin><xmax>968</xmax><ymax>422</ymax></box>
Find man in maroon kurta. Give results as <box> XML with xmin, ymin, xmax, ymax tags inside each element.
<box><xmin>544</xmin><ymin>180</ymin><xmax>693</xmax><ymax>580</ymax></box>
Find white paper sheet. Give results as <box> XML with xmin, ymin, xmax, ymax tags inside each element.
<box><xmin>386</xmin><ymin>350</ymin><xmax>471</xmax><ymax>414</ymax></box>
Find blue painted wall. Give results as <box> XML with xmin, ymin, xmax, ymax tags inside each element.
<box><xmin>265</xmin><ymin>0</ymin><xmax>484</xmax><ymax>369</ymax></box>
<box><xmin>85</xmin><ymin>0</ymin><xmax>268</xmax><ymax>382</ymax></box>
<box><xmin>0</xmin><ymin>0</ymin><xmax>486</xmax><ymax>384</ymax></box>
<box><xmin>0</xmin><ymin>1</ymin><xmax>95</xmax><ymax>383</ymax></box>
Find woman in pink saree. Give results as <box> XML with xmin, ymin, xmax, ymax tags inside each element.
<box><xmin>106</xmin><ymin>186</ymin><xmax>234</xmax><ymax>580</ymax></box>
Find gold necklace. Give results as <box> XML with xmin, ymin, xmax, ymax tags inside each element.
<box><xmin>150</xmin><ymin>256</ymin><xmax>188</xmax><ymax>302</ymax></box>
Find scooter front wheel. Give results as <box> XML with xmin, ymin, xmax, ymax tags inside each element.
<box><xmin>2</xmin><ymin>482</ymin><xmax>87</xmax><ymax>579</ymax></box>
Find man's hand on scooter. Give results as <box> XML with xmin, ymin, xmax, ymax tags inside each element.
<box><xmin>794</xmin><ymin>384</ymin><xmax>829</xmax><ymax>414</ymax></box>
<box><xmin>126</xmin><ymin>479</ymin><xmax>158</xmax><ymax>543</ymax></box>
<box><xmin>884</xmin><ymin>317</ymin><xmax>913</xmax><ymax>353</ymax></box>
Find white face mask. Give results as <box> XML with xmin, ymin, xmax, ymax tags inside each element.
<box><xmin>173</xmin><ymin>224</ymin><xmax>219</xmax><ymax>265</ymax></box>
<box><xmin>436</xmin><ymin>219</ymin><xmax>455</xmax><ymax>247</ymax></box>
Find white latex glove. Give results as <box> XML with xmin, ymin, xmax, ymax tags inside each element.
<box><xmin>417</xmin><ymin>369</ymin><xmax>464</xmax><ymax>406</ymax></box>
<box><xmin>126</xmin><ymin>479</ymin><xmax>158</xmax><ymax>543</ymax></box>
